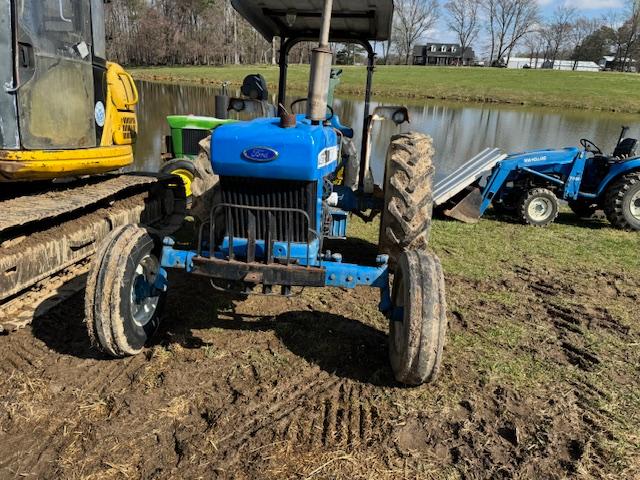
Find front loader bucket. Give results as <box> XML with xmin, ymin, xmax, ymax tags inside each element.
<box><xmin>432</xmin><ymin>148</ymin><xmax>506</xmax><ymax>224</ymax></box>
<box><xmin>443</xmin><ymin>187</ymin><xmax>483</xmax><ymax>224</ymax></box>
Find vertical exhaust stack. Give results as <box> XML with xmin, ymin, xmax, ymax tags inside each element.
<box><xmin>307</xmin><ymin>0</ymin><xmax>334</xmax><ymax>123</ymax></box>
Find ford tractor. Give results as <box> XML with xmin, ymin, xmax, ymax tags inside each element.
<box><xmin>85</xmin><ymin>0</ymin><xmax>448</xmax><ymax>386</ymax></box>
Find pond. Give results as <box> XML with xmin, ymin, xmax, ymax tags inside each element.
<box><xmin>133</xmin><ymin>81</ymin><xmax>640</xmax><ymax>184</ymax></box>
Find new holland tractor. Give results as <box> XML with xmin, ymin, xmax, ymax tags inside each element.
<box><xmin>85</xmin><ymin>0</ymin><xmax>448</xmax><ymax>386</ymax></box>
<box><xmin>436</xmin><ymin>128</ymin><xmax>640</xmax><ymax>230</ymax></box>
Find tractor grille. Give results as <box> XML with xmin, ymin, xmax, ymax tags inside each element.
<box><xmin>219</xmin><ymin>177</ymin><xmax>316</xmax><ymax>243</ymax></box>
<box><xmin>182</xmin><ymin>129</ymin><xmax>209</xmax><ymax>156</ymax></box>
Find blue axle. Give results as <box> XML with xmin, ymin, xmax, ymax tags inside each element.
<box><xmin>161</xmin><ymin>238</ymin><xmax>392</xmax><ymax>313</ymax></box>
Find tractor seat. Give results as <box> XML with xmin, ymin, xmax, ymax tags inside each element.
<box><xmin>330</xmin><ymin>115</ymin><xmax>354</xmax><ymax>138</ymax></box>
<box><xmin>613</xmin><ymin>138</ymin><xmax>637</xmax><ymax>160</ymax></box>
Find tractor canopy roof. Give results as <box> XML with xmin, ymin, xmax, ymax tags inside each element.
<box><xmin>231</xmin><ymin>0</ymin><xmax>394</xmax><ymax>42</ymax></box>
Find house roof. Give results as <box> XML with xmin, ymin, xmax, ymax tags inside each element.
<box><xmin>230</xmin><ymin>0</ymin><xmax>394</xmax><ymax>42</ymax></box>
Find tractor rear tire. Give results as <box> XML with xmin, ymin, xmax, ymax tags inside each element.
<box><xmin>379</xmin><ymin>132</ymin><xmax>435</xmax><ymax>270</ymax></box>
<box><xmin>568</xmin><ymin>199</ymin><xmax>598</xmax><ymax>218</ymax></box>
<box><xmin>604</xmin><ymin>173</ymin><xmax>640</xmax><ymax>231</ymax></box>
<box><xmin>85</xmin><ymin>224</ymin><xmax>166</xmax><ymax>357</ymax></box>
<box><xmin>389</xmin><ymin>250</ymin><xmax>447</xmax><ymax>386</ymax></box>
<box><xmin>518</xmin><ymin>188</ymin><xmax>559</xmax><ymax>227</ymax></box>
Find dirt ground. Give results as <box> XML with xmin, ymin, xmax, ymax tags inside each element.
<box><xmin>1</xmin><ymin>222</ymin><xmax>639</xmax><ymax>479</ymax></box>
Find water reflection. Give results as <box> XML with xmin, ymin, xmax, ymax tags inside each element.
<box><xmin>134</xmin><ymin>81</ymin><xmax>640</xmax><ymax>184</ymax></box>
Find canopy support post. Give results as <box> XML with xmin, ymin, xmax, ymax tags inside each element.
<box><xmin>359</xmin><ymin>43</ymin><xmax>376</xmax><ymax>193</ymax></box>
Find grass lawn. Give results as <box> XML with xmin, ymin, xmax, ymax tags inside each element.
<box><xmin>348</xmin><ymin>210</ymin><xmax>640</xmax><ymax>477</ymax></box>
<box><xmin>131</xmin><ymin>64</ymin><xmax>640</xmax><ymax>113</ymax></box>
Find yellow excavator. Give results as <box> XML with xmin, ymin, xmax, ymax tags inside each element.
<box><xmin>0</xmin><ymin>0</ymin><xmax>184</xmax><ymax>332</ymax></box>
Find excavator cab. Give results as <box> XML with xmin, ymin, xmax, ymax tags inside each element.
<box><xmin>0</xmin><ymin>0</ymin><xmax>138</xmax><ymax>181</ymax></box>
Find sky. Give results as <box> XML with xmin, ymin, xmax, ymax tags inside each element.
<box><xmin>430</xmin><ymin>0</ymin><xmax>628</xmax><ymax>48</ymax></box>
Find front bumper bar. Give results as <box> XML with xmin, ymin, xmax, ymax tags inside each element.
<box><xmin>191</xmin><ymin>257</ymin><xmax>325</xmax><ymax>287</ymax></box>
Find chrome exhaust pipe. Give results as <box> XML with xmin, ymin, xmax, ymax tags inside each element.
<box><xmin>306</xmin><ymin>0</ymin><xmax>334</xmax><ymax>123</ymax></box>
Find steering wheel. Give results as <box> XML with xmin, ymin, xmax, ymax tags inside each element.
<box><xmin>580</xmin><ymin>138</ymin><xmax>603</xmax><ymax>155</ymax></box>
<box><xmin>290</xmin><ymin>98</ymin><xmax>334</xmax><ymax>121</ymax></box>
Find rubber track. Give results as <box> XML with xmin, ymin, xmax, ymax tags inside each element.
<box><xmin>0</xmin><ymin>260</ymin><xmax>90</xmax><ymax>333</ymax></box>
<box><xmin>0</xmin><ymin>174</ymin><xmax>158</xmax><ymax>233</ymax></box>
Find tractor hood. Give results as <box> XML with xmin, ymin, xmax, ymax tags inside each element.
<box><xmin>211</xmin><ymin>116</ymin><xmax>339</xmax><ymax>182</ymax></box>
<box><xmin>507</xmin><ymin>147</ymin><xmax>580</xmax><ymax>165</ymax></box>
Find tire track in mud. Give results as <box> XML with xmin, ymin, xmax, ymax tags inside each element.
<box><xmin>0</xmin><ymin>317</ymin><xmax>148</xmax><ymax>477</ymax></box>
<box><xmin>0</xmin><ymin>334</ymin><xmax>50</xmax><ymax>374</ymax></box>
<box><xmin>515</xmin><ymin>267</ymin><xmax>606</xmax><ymax>371</ymax></box>
<box><xmin>514</xmin><ymin>264</ymin><xmax>636</xmax><ymax>474</ymax></box>
<box><xmin>178</xmin><ymin>363</ymin><xmax>383</xmax><ymax>474</ymax></box>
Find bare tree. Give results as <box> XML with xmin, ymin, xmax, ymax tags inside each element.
<box><xmin>540</xmin><ymin>6</ymin><xmax>576</xmax><ymax>67</ymax></box>
<box><xmin>393</xmin><ymin>0</ymin><xmax>440</xmax><ymax>65</ymax></box>
<box><xmin>602</xmin><ymin>9</ymin><xmax>626</xmax><ymax>69</ymax></box>
<box><xmin>618</xmin><ymin>0</ymin><xmax>640</xmax><ymax>71</ymax></box>
<box><xmin>484</xmin><ymin>0</ymin><xmax>540</xmax><ymax>66</ymax></box>
<box><xmin>445</xmin><ymin>0</ymin><xmax>481</xmax><ymax>65</ymax></box>
<box><xmin>522</xmin><ymin>30</ymin><xmax>545</xmax><ymax>67</ymax></box>
<box><xmin>569</xmin><ymin>17</ymin><xmax>600</xmax><ymax>68</ymax></box>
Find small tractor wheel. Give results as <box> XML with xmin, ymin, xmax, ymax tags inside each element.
<box><xmin>568</xmin><ymin>199</ymin><xmax>598</xmax><ymax>218</ymax></box>
<box><xmin>161</xmin><ymin>158</ymin><xmax>196</xmax><ymax>202</ymax></box>
<box><xmin>518</xmin><ymin>188</ymin><xmax>559</xmax><ymax>227</ymax></box>
<box><xmin>379</xmin><ymin>132</ymin><xmax>435</xmax><ymax>269</ymax></box>
<box><xmin>389</xmin><ymin>250</ymin><xmax>447</xmax><ymax>386</ymax></box>
<box><xmin>604</xmin><ymin>173</ymin><xmax>640</xmax><ymax>231</ymax></box>
<box><xmin>85</xmin><ymin>225</ymin><xmax>166</xmax><ymax>357</ymax></box>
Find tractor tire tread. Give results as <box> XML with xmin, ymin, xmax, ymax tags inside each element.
<box><xmin>389</xmin><ymin>250</ymin><xmax>447</xmax><ymax>385</ymax></box>
<box><xmin>518</xmin><ymin>187</ymin><xmax>559</xmax><ymax>227</ymax></box>
<box><xmin>85</xmin><ymin>224</ymin><xmax>129</xmax><ymax>352</ymax></box>
<box><xmin>86</xmin><ymin>224</ymin><xmax>162</xmax><ymax>358</ymax></box>
<box><xmin>379</xmin><ymin>133</ymin><xmax>435</xmax><ymax>268</ymax></box>
<box><xmin>604</xmin><ymin>173</ymin><xmax>640</xmax><ymax>231</ymax></box>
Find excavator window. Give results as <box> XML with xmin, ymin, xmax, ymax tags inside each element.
<box><xmin>16</xmin><ymin>0</ymin><xmax>97</xmax><ymax>149</ymax></box>
<box><xmin>0</xmin><ymin>2</ymin><xmax>18</xmax><ymax>149</ymax></box>
<box><xmin>90</xmin><ymin>0</ymin><xmax>106</xmax><ymax>59</ymax></box>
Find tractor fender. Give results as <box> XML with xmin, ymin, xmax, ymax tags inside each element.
<box><xmin>596</xmin><ymin>158</ymin><xmax>640</xmax><ymax>197</ymax></box>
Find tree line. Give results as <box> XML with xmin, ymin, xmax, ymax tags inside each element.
<box><xmin>105</xmin><ymin>0</ymin><xmax>640</xmax><ymax>71</ymax></box>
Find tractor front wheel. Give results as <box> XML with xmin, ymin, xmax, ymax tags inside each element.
<box><xmin>389</xmin><ymin>250</ymin><xmax>447</xmax><ymax>386</ymax></box>
<box><xmin>379</xmin><ymin>133</ymin><xmax>435</xmax><ymax>269</ymax></box>
<box><xmin>604</xmin><ymin>173</ymin><xmax>640</xmax><ymax>231</ymax></box>
<box><xmin>85</xmin><ymin>225</ymin><xmax>167</xmax><ymax>357</ymax></box>
<box><xmin>518</xmin><ymin>188</ymin><xmax>559</xmax><ymax>227</ymax></box>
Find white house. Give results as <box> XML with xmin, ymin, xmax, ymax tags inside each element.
<box><xmin>507</xmin><ymin>57</ymin><xmax>601</xmax><ymax>72</ymax></box>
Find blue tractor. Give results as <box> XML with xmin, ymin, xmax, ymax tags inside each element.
<box><xmin>84</xmin><ymin>0</ymin><xmax>447</xmax><ymax>386</ymax></box>
<box><xmin>437</xmin><ymin>129</ymin><xmax>640</xmax><ymax>230</ymax></box>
